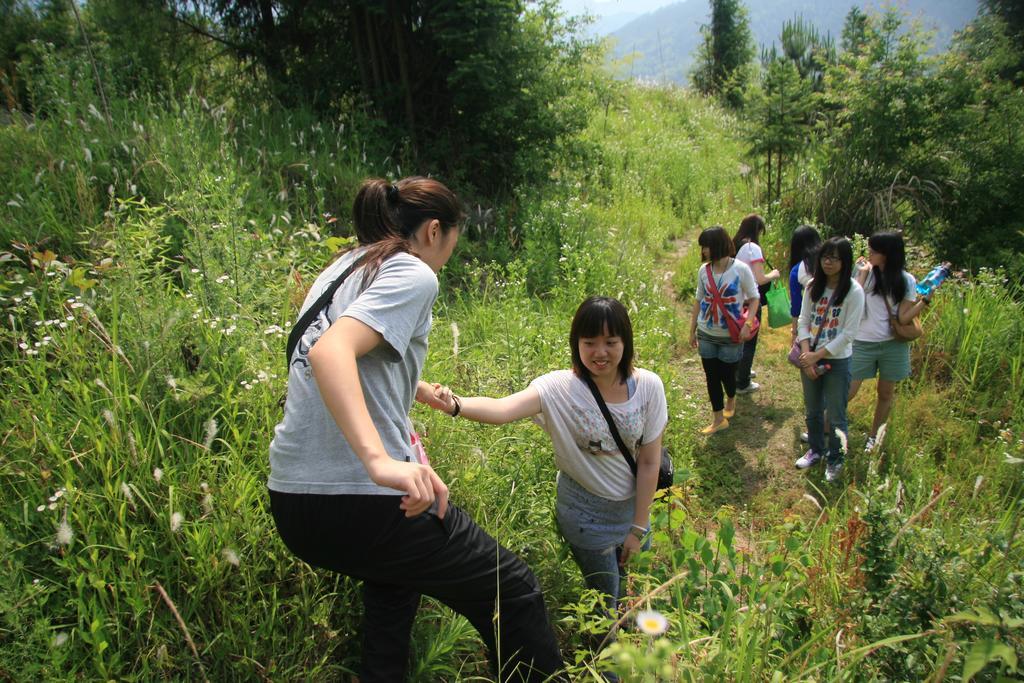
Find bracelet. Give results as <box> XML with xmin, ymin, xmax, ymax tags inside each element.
<box><xmin>449</xmin><ymin>395</ymin><xmax>462</xmax><ymax>418</ymax></box>
<box><xmin>629</xmin><ymin>524</ymin><xmax>649</xmax><ymax>539</ymax></box>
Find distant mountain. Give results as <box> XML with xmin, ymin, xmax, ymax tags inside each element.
<box><xmin>601</xmin><ymin>0</ymin><xmax>981</xmax><ymax>84</ymax></box>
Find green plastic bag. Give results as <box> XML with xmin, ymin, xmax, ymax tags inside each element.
<box><xmin>766</xmin><ymin>280</ymin><xmax>791</xmax><ymax>328</ymax></box>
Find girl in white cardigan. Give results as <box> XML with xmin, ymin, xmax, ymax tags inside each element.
<box><xmin>794</xmin><ymin>237</ymin><xmax>864</xmax><ymax>482</ymax></box>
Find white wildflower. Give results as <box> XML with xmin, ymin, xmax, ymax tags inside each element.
<box><xmin>170</xmin><ymin>512</ymin><xmax>184</xmax><ymax>532</ymax></box>
<box><xmin>52</xmin><ymin>632</ymin><xmax>69</xmax><ymax>647</ymax></box>
<box><xmin>203</xmin><ymin>418</ymin><xmax>218</xmax><ymax>450</ymax></box>
<box><xmin>56</xmin><ymin>519</ymin><xmax>74</xmax><ymax>546</ymax></box>
<box><xmin>636</xmin><ymin>609</ymin><xmax>668</xmax><ymax>636</ymax></box>
<box><xmin>221</xmin><ymin>548</ymin><xmax>240</xmax><ymax>567</ymax></box>
<box><xmin>153</xmin><ymin>467</ymin><xmax>163</xmax><ymax>483</ymax></box>
<box><xmin>165</xmin><ymin>375</ymin><xmax>178</xmax><ymax>390</ymax></box>
<box><xmin>36</xmin><ymin>504</ymin><xmax>46</xmax><ymax>512</ymax></box>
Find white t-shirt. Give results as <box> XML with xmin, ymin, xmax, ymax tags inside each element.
<box><xmin>856</xmin><ymin>270</ymin><xmax>918</xmax><ymax>342</ymax></box>
<box><xmin>797</xmin><ymin>279</ymin><xmax>865</xmax><ymax>359</ymax></box>
<box><xmin>695</xmin><ymin>259</ymin><xmax>758</xmax><ymax>339</ymax></box>
<box><xmin>529</xmin><ymin>369</ymin><xmax>668</xmax><ymax>501</ymax></box>
<box><xmin>735</xmin><ymin>241</ymin><xmax>765</xmax><ymax>266</ymax></box>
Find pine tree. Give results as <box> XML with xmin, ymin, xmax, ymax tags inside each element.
<box><xmin>690</xmin><ymin>0</ymin><xmax>754</xmax><ymax>107</ymax></box>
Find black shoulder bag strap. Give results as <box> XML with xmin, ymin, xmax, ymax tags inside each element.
<box><xmin>581</xmin><ymin>373</ymin><xmax>638</xmax><ymax>477</ymax></box>
<box><xmin>285</xmin><ymin>255</ymin><xmax>367</xmax><ymax>366</ymax></box>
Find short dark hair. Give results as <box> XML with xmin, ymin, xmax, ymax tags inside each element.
<box><xmin>698</xmin><ymin>226</ymin><xmax>735</xmax><ymax>262</ymax></box>
<box><xmin>570</xmin><ymin>296</ymin><xmax>634</xmax><ymax>384</ymax></box>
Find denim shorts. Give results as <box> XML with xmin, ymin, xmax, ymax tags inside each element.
<box><xmin>851</xmin><ymin>339</ymin><xmax>912</xmax><ymax>382</ymax></box>
<box><xmin>697</xmin><ymin>332</ymin><xmax>744</xmax><ymax>364</ymax></box>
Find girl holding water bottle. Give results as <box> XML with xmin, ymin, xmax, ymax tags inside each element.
<box><xmin>848</xmin><ymin>232</ymin><xmax>932</xmax><ymax>452</ymax></box>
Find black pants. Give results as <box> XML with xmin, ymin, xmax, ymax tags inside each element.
<box><xmin>701</xmin><ymin>357</ymin><xmax>738</xmax><ymax>412</ymax></box>
<box><xmin>735</xmin><ymin>306</ymin><xmax>763</xmax><ymax>390</ymax></box>
<box><xmin>269</xmin><ymin>491</ymin><xmax>564</xmax><ymax>682</ymax></box>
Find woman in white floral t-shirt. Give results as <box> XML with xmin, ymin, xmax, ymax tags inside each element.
<box><xmin>430</xmin><ymin>296</ymin><xmax>668</xmax><ymax>615</ymax></box>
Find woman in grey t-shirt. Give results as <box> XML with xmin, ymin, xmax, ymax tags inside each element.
<box><xmin>269</xmin><ymin>177</ymin><xmax>562</xmax><ymax>682</ymax></box>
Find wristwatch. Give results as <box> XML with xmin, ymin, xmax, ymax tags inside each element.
<box><xmin>629</xmin><ymin>525</ymin><xmax>648</xmax><ymax>540</ymax></box>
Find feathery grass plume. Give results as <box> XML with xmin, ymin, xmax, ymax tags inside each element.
<box><xmin>127</xmin><ymin>432</ymin><xmax>138</xmax><ymax>463</ymax></box>
<box><xmin>636</xmin><ymin>610</ymin><xmax>668</xmax><ymax>636</ymax></box>
<box><xmin>201</xmin><ymin>494</ymin><xmax>214</xmax><ymax>515</ymax></box>
<box><xmin>55</xmin><ymin>519</ymin><xmax>73</xmax><ymax>547</ymax></box>
<box><xmin>102</xmin><ymin>409</ymin><xmax>116</xmax><ymax>429</ymax></box>
<box><xmin>221</xmin><ymin>548</ymin><xmax>240</xmax><ymax>567</ymax></box>
<box><xmin>202</xmin><ymin>418</ymin><xmax>218</xmax><ymax>450</ymax></box>
<box><xmin>120</xmin><ymin>481</ymin><xmax>134</xmax><ymax>503</ymax></box>
<box><xmin>170</xmin><ymin>512</ymin><xmax>184</xmax><ymax>532</ymax></box>
<box><xmin>165</xmin><ymin>375</ymin><xmax>178</xmax><ymax>390</ymax></box>
<box><xmin>802</xmin><ymin>493</ymin><xmax>823</xmax><ymax>511</ymax></box>
<box><xmin>153</xmin><ymin>467</ymin><xmax>163</xmax><ymax>483</ymax></box>
<box><xmin>451</xmin><ymin>322</ymin><xmax>460</xmax><ymax>358</ymax></box>
<box><xmin>973</xmin><ymin>475</ymin><xmax>984</xmax><ymax>497</ymax></box>
<box><xmin>874</xmin><ymin>423</ymin><xmax>888</xmax><ymax>451</ymax></box>
<box><xmin>833</xmin><ymin>428</ymin><xmax>848</xmax><ymax>455</ymax></box>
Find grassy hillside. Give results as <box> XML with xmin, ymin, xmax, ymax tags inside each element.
<box><xmin>1</xmin><ymin>69</ymin><xmax>1022</xmax><ymax>681</ymax></box>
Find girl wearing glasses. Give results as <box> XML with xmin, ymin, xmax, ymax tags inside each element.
<box><xmin>793</xmin><ymin>237</ymin><xmax>864</xmax><ymax>482</ymax></box>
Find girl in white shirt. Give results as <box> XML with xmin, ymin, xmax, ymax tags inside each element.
<box><xmin>793</xmin><ymin>237</ymin><xmax>864</xmax><ymax>482</ymax></box>
<box><xmin>849</xmin><ymin>231</ymin><xmax>930</xmax><ymax>451</ymax></box>
<box><xmin>429</xmin><ymin>297</ymin><xmax>668</xmax><ymax>616</ymax></box>
<box><xmin>732</xmin><ymin>214</ymin><xmax>781</xmax><ymax>393</ymax></box>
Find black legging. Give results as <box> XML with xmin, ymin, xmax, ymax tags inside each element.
<box><xmin>269</xmin><ymin>491</ymin><xmax>564</xmax><ymax>682</ymax></box>
<box><xmin>702</xmin><ymin>357</ymin><xmax>738</xmax><ymax>412</ymax></box>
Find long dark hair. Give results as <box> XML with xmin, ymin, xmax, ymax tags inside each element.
<box><xmin>733</xmin><ymin>213</ymin><xmax>766</xmax><ymax>253</ymax></box>
<box><xmin>809</xmin><ymin>237</ymin><xmax>854</xmax><ymax>305</ymax></box>
<box><xmin>867</xmin><ymin>231</ymin><xmax>907</xmax><ymax>302</ymax></box>
<box><xmin>698</xmin><ymin>226</ymin><xmax>735</xmax><ymax>262</ymax></box>
<box><xmin>788</xmin><ymin>224</ymin><xmax>822</xmax><ymax>273</ymax></box>
<box><xmin>349</xmin><ymin>176</ymin><xmax>464</xmax><ymax>285</ymax></box>
<box><xmin>570</xmin><ymin>296</ymin><xmax>635</xmax><ymax>384</ymax></box>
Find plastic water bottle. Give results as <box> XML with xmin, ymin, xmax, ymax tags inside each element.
<box><xmin>916</xmin><ymin>263</ymin><xmax>951</xmax><ymax>297</ymax></box>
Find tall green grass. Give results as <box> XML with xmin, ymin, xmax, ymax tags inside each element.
<box><xmin>2</xmin><ymin>56</ymin><xmax>1022</xmax><ymax>681</ymax></box>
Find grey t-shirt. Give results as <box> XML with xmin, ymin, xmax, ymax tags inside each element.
<box><xmin>268</xmin><ymin>248</ymin><xmax>438</xmax><ymax>495</ymax></box>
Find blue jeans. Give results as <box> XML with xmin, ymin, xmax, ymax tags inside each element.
<box><xmin>800</xmin><ymin>356</ymin><xmax>852</xmax><ymax>466</ymax></box>
<box><xmin>555</xmin><ymin>475</ymin><xmax>648</xmax><ymax>613</ymax></box>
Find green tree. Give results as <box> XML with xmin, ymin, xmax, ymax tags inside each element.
<box><xmin>691</xmin><ymin>0</ymin><xmax>754</xmax><ymax>108</ymax></box>
<box><xmin>931</xmin><ymin>12</ymin><xmax>1024</xmax><ymax>276</ymax></box>
<box><xmin>162</xmin><ymin>0</ymin><xmax>598</xmax><ymax>196</ymax></box>
<box><xmin>811</xmin><ymin>9</ymin><xmax>942</xmax><ymax>237</ymax></box>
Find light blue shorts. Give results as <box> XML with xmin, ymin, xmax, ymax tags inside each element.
<box><xmin>851</xmin><ymin>339</ymin><xmax>912</xmax><ymax>382</ymax></box>
<box><xmin>696</xmin><ymin>332</ymin><xmax>743</xmax><ymax>364</ymax></box>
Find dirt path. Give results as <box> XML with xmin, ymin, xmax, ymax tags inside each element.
<box><xmin>657</xmin><ymin>237</ymin><xmax>817</xmax><ymax>531</ymax></box>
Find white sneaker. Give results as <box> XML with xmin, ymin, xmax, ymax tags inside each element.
<box><xmin>795</xmin><ymin>449</ymin><xmax>822</xmax><ymax>469</ymax></box>
<box><xmin>864</xmin><ymin>436</ymin><xmax>877</xmax><ymax>453</ymax></box>
<box><xmin>736</xmin><ymin>382</ymin><xmax>760</xmax><ymax>394</ymax></box>
<box><xmin>825</xmin><ymin>462</ymin><xmax>844</xmax><ymax>482</ymax></box>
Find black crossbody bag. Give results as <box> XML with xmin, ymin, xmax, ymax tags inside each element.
<box><xmin>285</xmin><ymin>255</ymin><xmax>368</xmax><ymax>366</ymax></box>
<box><xmin>581</xmin><ymin>374</ymin><xmax>674</xmax><ymax>491</ymax></box>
